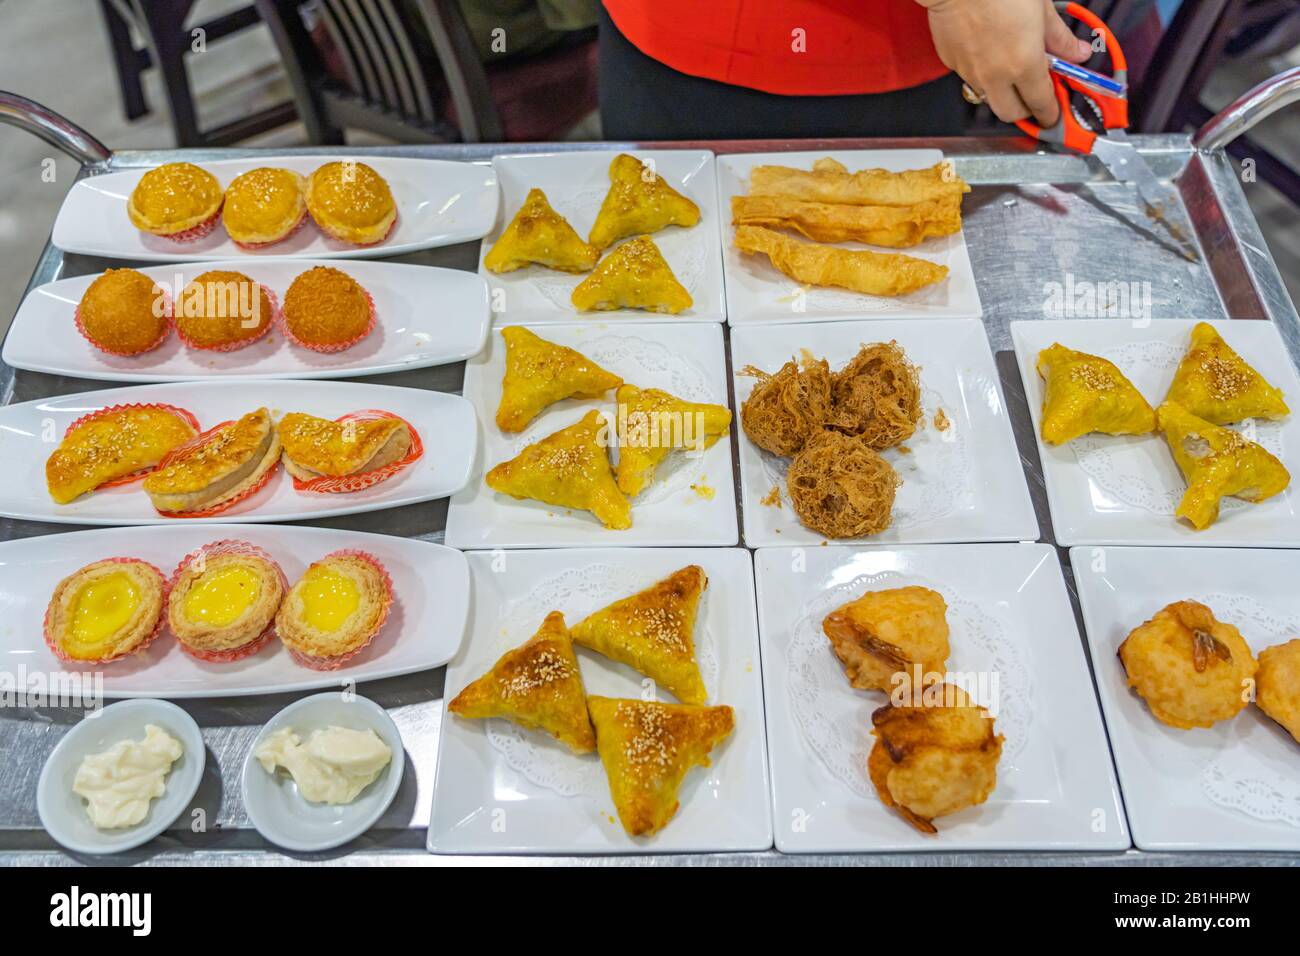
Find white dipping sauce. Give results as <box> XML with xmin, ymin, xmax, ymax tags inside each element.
<box><xmin>73</xmin><ymin>724</ymin><xmax>184</xmax><ymax>829</ymax></box>
<box><xmin>255</xmin><ymin>726</ymin><xmax>392</xmax><ymax>805</ymax></box>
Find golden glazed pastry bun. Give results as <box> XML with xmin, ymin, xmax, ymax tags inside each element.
<box><xmin>305</xmin><ymin>161</ymin><xmax>397</xmax><ymax>245</ymax></box>
<box><xmin>44</xmin><ymin>558</ymin><xmax>167</xmax><ymax>664</ymax></box>
<box><xmin>221</xmin><ymin>167</ymin><xmax>308</xmax><ymax>247</ymax></box>
<box><xmin>127</xmin><ymin>162</ymin><xmax>223</xmax><ymax>240</ymax></box>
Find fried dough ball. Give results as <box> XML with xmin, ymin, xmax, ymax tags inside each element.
<box><xmin>1256</xmin><ymin>638</ymin><xmax>1300</xmax><ymax>746</ymax></box>
<box><xmin>740</xmin><ymin>358</ymin><xmax>834</xmax><ymax>457</ymax></box>
<box><xmin>822</xmin><ymin>586</ymin><xmax>950</xmax><ymax>692</ymax></box>
<box><xmin>868</xmin><ymin>682</ymin><xmax>1003</xmax><ymax>834</ymax></box>
<box><xmin>1118</xmin><ymin>600</ymin><xmax>1257</xmax><ymax>730</ymax></box>
<box><xmin>787</xmin><ymin>429</ymin><xmax>900</xmax><ymax>538</ymax></box>
<box><xmin>830</xmin><ymin>341</ymin><xmax>922</xmax><ymax>449</ymax></box>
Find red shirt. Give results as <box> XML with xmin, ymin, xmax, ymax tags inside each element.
<box><xmin>603</xmin><ymin>0</ymin><xmax>949</xmax><ymax>96</ymax></box>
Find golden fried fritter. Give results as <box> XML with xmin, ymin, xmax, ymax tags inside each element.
<box><xmin>1119</xmin><ymin>600</ymin><xmax>1258</xmax><ymax>730</ymax></box>
<box><xmin>787</xmin><ymin>429</ymin><xmax>900</xmax><ymax>538</ymax></box>
<box><xmin>740</xmin><ymin>358</ymin><xmax>834</xmax><ymax>457</ymax></box>
<box><xmin>1256</xmin><ymin>638</ymin><xmax>1300</xmax><ymax>746</ymax></box>
<box><xmin>822</xmin><ymin>586</ymin><xmax>950</xmax><ymax>692</ymax></box>
<box><xmin>868</xmin><ymin>682</ymin><xmax>1003</xmax><ymax>834</ymax></box>
<box><xmin>830</xmin><ymin>341</ymin><xmax>923</xmax><ymax>450</ymax></box>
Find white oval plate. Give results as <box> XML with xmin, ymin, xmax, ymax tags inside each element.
<box><xmin>3</xmin><ymin>260</ymin><xmax>489</xmax><ymax>383</ymax></box>
<box><xmin>0</xmin><ymin>379</ymin><xmax>476</xmax><ymax>525</ymax></box>
<box><xmin>1</xmin><ymin>524</ymin><xmax>470</xmax><ymax>698</ymax></box>
<box><xmin>52</xmin><ymin>156</ymin><xmax>499</xmax><ymax>262</ymax></box>
<box><xmin>242</xmin><ymin>693</ymin><xmax>404</xmax><ymax>853</ymax></box>
<box><xmin>37</xmin><ymin>699</ymin><xmax>205</xmax><ymax>855</ymax></box>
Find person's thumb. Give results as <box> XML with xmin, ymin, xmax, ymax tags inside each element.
<box><xmin>1043</xmin><ymin>3</ymin><xmax>1093</xmax><ymax>63</ymax></box>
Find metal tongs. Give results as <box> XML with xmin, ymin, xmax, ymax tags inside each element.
<box><xmin>1015</xmin><ymin>1</ymin><xmax>1196</xmax><ymax>257</ymax></box>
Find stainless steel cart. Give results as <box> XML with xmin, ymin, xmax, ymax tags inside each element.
<box><xmin>2</xmin><ymin>73</ymin><xmax>1299</xmax><ymax>866</ymax></box>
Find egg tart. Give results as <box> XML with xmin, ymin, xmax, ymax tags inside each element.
<box><xmin>44</xmin><ymin>558</ymin><xmax>167</xmax><ymax>664</ymax></box>
<box><xmin>143</xmin><ymin>407</ymin><xmax>281</xmax><ymax>516</ymax></box>
<box><xmin>278</xmin><ymin>411</ymin><xmax>419</xmax><ymax>492</ymax></box>
<box><xmin>305</xmin><ymin>161</ymin><xmax>397</xmax><ymax>245</ymax></box>
<box><xmin>127</xmin><ymin>162</ymin><xmax>223</xmax><ymax>241</ymax></box>
<box><xmin>275</xmin><ymin>550</ymin><xmax>393</xmax><ymax>669</ymax></box>
<box><xmin>221</xmin><ymin>167</ymin><xmax>308</xmax><ymax>248</ymax></box>
<box><xmin>75</xmin><ymin>268</ymin><xmax>171</xmax><ymax>356</ymax></box>
<box><xmin>46</xmin><ymin>403</ymin><xmax>199</xmax><ymax>504</ymax></box>
<box><xmin>281</xmin><ymin>266</ymin><xmax>376</xmax><ymax>352</ymax></box>
<box><xmin>174</xmin><ymin>270</ymin><xmax>276</xmax><ymax>351</ymax></box>
<box><xmin>166</xmin><ymin>540</ymin><xmax>286</xmax><ymax>662</ymax></box>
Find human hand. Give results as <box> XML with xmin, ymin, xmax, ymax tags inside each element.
<box><xmin>917</xmin><ymin>0</ymin><xmax>1092</xmax><ymax>127</ymax></box>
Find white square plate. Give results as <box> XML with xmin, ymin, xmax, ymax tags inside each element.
<box><xmin>732</xmin><ymin>319</ymin><xmax>1037</xmax><ymax>547</ymax></box>
<box><xmin>428</xmin><ymin>548</ymin><xmax>773</xmax><ymax>854</ymax></box>
<box><xmin>1071</xmin><ymin>545</ymin><xmax>1300</xmax><ymax>850</ymax></box>
<box><xmin>755</xmin><ymin>543</ymin><xmax>1128</xmax><ymax>852</ymax></box>
<box><xmin>0</xmin><ymin>524</ymin><xmax>469</xmax><ymax>698</ymax></box>
<box><xmin>2</xmin><ymin>259</ymin><xmax>489</xmax><ymax>383</ymax></box>
<box><xmin>479</xmin><ymin>150</ymin><xmax>725</xmax><ymax>323</ymax></box>
<box><xmin>445</xmin><ymin>322</ymin><xmax>737</xmax><ymax>548</ymax></box>
<box><xmin>52</xmin><ymin>157</ymin><xmax>499</xmax><ymax>261</ymax></box>
<box><xmin>0</xmin><ymin>380</ymin><xmax>475</xmax><ymax>525</ymax></box>
<box><xmin>1011</xmin><ymin>319</ymin><xmax>1300</xmax><ymax>546</ymax></box>
<box><xmin>716</xmin><ymin>150</ymin><xmax>982</xmax><ymax>324</ymax></box>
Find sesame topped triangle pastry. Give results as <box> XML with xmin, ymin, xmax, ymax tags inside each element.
<box><xmin>485</xmin><ymin>410</ymin><xmax>631</xmax><ymax>530</ymax></box>
<box><xmin>1164</xmin><ymin>322</ymin><xmax>1289</xmax><ymax>425</ymax></box>
<box><xmin>1036</xmin><ymin>343</ymin><xmax>1157</xmax><ymax>444</ymax></box>
<box><xmin>496</xmin><ymin>327</ymin><xmax>623</xmax><ymax>433</ymax></box>
<box><xmin>569</xmin><ymin>565</ymin><xmax>709</xmax><ymax>704</ymax></box>
<box><xmin>588</xmin><ymin>153</ymin><xmax>700</xmax><ymax>250</ymax></box>
<box><xmin>587</xmin><ymin>697</ymin><xmax>734</xmax><ymax>837</ymax></box>
<box><xmin>448</xmin><ymin>611</ymin><xmax>596</xmax><ymax>754</ymax></box>
<box><xmin>571</xmin><ymin>236</ymin><xmax>693</xmax><ymax>314</ymax></box>
<box><xmin>614</xmin><ymin>384</ymin><xmax>731</xmax><ymax>497</ymax></box>
<box><xmin>484</xmin><ymin>188</ymin><xmax>599</xmax><ymax>274</ymax></box>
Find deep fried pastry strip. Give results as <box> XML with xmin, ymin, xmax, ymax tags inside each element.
<box><xmin>748</xmin><ymin>160</ymin><xmax>969</xmax><ymax>207</ymax></box>
<box><xmin>734</xmin><ymin>225</ymin><xmax>948</xmax><ymax>297</ymax></box>
<box><xmin>731</xmin><ymin>195</ymin><xmax>961</xmax><ymax>247</ymax></box>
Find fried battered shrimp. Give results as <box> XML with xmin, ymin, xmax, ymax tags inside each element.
<box><xmin>786</xmin><ymin>429</ymin><xmax>900</xmax><ymax>538</ymax></box>
<box><xmin>822</xmin><ymin>586</ymin><xmax>950</xmax><ymax>691</ymax></box>
<box><xmin>1119</xmin><ymin>600</ymin><xmax>1258</xmax><ymax>730</ymax></box>
<box><xmin>830</xmin><ymin>341</ymin><xmax>923</xmax><ymax>450</ymax></box>
<box><xmin>740</xmin><ymin>358</ymin><xmax>834</xmax><ymax>457</ymax></box>
<box><xmin>1256</xmin><ymin>638</ymin><xmax>1300</xmax><ymax>745</ymax></box>
<box><xmin>868</xmin><ymin>682</ymin><xmax>1003</xmax><ymax>834</ymax></box>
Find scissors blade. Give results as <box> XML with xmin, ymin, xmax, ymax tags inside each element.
<box><xmin>1089</xmin><ymin>133</ymin><xmax>1198</xmax><ymax>258</ymax></box>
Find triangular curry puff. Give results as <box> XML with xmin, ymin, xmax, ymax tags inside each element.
<box><xmin>588</xmin><ymin>153</ymin><xmax>701</xmax><ymax>250</ymax></box>
<box><xmin>587</xmin><ymin>697</ymin><xmax>734</xmax><ymax>837</ymax></box>
<box><xmin>614</xmin><ymin>384</ymin><xmax>732</xmax><ymax>496</ymax></box>
<box><xmin>1164</xmin><ymin>322</ymin><xmax>1289</xmax><ymax>425</ymax></box>
<box><xmin>485</xmin><ymin>409</ymin><xmax>632</xmax><ymax>529</ymax></box>
<box><xmin>1158</xmin><ymin>401</ymin><xmax>1291</xmax><ymax>530</ymax></box>
<box><xmin>1037</xmin><ymin>343</ymin><xmax>1156</xmax><ymax>444</ymax></box>
<box><xmin>496</xmin><ymin>327</ymin><xmax>623</xmax><ymax>433</ymax></box>
<box><xmin>569</xmin><ymin>565</ymin><xmax>708</xmax><ymax>703</ymax></box>
<box><xmin>571</xmin><ymin>237</ymin><xmax>693</xmax><ymax>315</ymax></box>
<box><xmin>483</xmin><ymin>188</ymin><xmax>599</xmax><ymax>274</ymax></box>
<box><xmin>448</xmin><ymin>611</ymin><xmax>596</xmax><ymax>753</ymax></box>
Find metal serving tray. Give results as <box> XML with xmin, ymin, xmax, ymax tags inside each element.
<box><xmin>2</xmin><ymin>105</ymin><xmax>1299</xmax><ymax>865</ymax></box>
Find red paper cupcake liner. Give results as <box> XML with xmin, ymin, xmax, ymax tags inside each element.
<box><xmin>279</xmin><ymin>287</ymin><xmax>377</xmax><ymax>354</ymax></box>
<box><xmin>157</xmin><ymin>204</ymin><xmax>224</xmax><ymax>244</ymax></box>
<box><xmin>74</xmin><ymin>287</ymin><xmax>173</xmax><ymax>357</ymax></box>
<box><xmin>286</xmin><ymin>548</ymin><xmax>394</xmax><ymax>671</ymax></box>
<box><xmin>174</xmin><ymin>284</ymin><xmax>280</xmax><ymax>352</ymax></box>
<box><xmin>231</xmin><ymin>206</ymin><xmax>310</xmax><ymax>250</ymax></box>
<box><xmin>167</xmin><ymin>539</ymin><xmax>289</xmax><ymax>662</ymax></box>
<box><xmin>44</xmin><ymin>557</ymin><xmax>171</xmax><ymax>665</ymax></box>
<box><xmin>290</xmin><ymin>410</ymin><xmax>422</xmax><ymax>494</ymax></box>
<box><xmin>61</xmin><ymin>402</ymin><xmax>202</xmax><ymax>490</ymax></box>
<box><xmin>153</xmin><ymin>419</ymin><xmax>280</xmax><ymax>519</ymax></box>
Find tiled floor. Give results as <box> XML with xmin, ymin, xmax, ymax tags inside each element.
<box><xmin>0</xmin><ymin>0</ymin><xmax>1295</xmax><ymax>339</ymax></box>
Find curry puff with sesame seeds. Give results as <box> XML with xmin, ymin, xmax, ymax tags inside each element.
<box><xmin>484</xmin><ymin>188</ymin><xmax>599</xmax><ymax>274</ymax></box>
<box><xmin>571</xmin><ymin>236</ymin><xmax>693</xmax><ymax>315</ymax></box>
<box><xmin>569</xmin><ymin>565</ymin><xmax>710</xmax><ymax>704</ymax></box>
<box><xmin>613</xmin><ymin>384</ymin><xmax>731</xmax><ymax>497</ymax></box>
<box><xmin>495</xmin><ymin>326</ymin><xmax>623</xmax><ymax>433</ymax></box>
<box><xmin>485</xmin><ymin>410</ymin><xmax>632</xmax><ymax>530</ymax></box>
<box><xmin>587</xmin><ymin>697</ymin><xmax>733</xmax><ymax>837</ymax></box>
<box><xmin>1157</xmin><ymin>401</ymin><xmax>1290</xmax><ymax>530</ymax></box>
<box><xmin>449</xmin><ymin>611</ymin><xmax>596</xmax><ymax>754</ymax></box>
<box><xmin>1036</xmin><ymin>343</ymin><xmax>1156</xmax><ymax>445</ymax></box>
<box><xmin>587</xmin><ymin>154</ymin><xmax>700</xmax><ymax>251</ymax></box>
<box><xmin>1164</xmin><ymin>322</ymin><xmax>1290</xmax><ymax>425</ymax></box>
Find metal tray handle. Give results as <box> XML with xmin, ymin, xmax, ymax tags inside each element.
<box><xmin>1194</xmin><ymin>66</ymin><xmax>1300</xmax><ymax>152</ymax></box>
<box><xmin>0</xmin><ymin>90</ymin><xmax>111</xmax><ymax>166</ymax></box>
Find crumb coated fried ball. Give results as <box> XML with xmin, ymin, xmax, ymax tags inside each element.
<box><xmin>831</xmin><ymin>340</ymin><xmax>922</xmax><ymax>449</ymax></box>
<box><xmin>868</xmin><ymin>682</ymin><xmax>1003</xmax><ymax>834</ymax></box>
<box><xmin>175</xmin><ymin>270</ymin><xmax>274</xmax><ymax>349</ymax></box>
<box><xmin>76</xmin><ymin>268</ymin><xmax>169</xmax><ymax>355</ymax></box>
<box><xmin>787</xmin><ymin>428</ymin><xmax>900</xmax><ymax>538</ymax></box>
<box><xmin>740</xmin><ymin>357</ymin><xmax>834</xmax><ymax>457</ymax></box>
<box><xmin>1256</xmin><ymin>638</ymin><xmax>1300</xmax><ymax>745</ymax></box>
<box><xmin>1119</xmin><ymin>600</ymin><xmax>1257</xmax><ymax>730</ymax></box>
<box><xmin>282</xmin><ymin>265</ymin><xmax>373</xmax><ymax>348</ymax></box>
